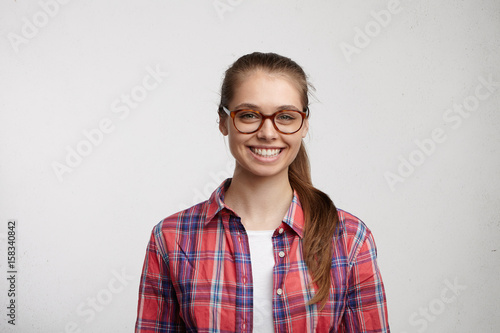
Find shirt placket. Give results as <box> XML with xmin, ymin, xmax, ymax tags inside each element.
<box><xmin>229</xmin><ymin>215</ymin><xmax>253</xmax><ymax>333</ymax></box>
<box><xmin>273</xmin><ymin>225</ymin><xmax>290</xmax><ymax>333</ymax></box>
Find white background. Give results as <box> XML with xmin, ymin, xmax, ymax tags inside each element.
<box><xmin>1</xmin><ymin>0</ymin><xmax>499</xmax><ymax>332</ymax></box>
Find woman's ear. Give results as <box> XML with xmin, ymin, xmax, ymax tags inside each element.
<box><xmin>301</xmin><ymin>118</ymin><xmax>309</xmax><ymax>138</ymax></box>
<box><xmin>219</xmin><ymin>115</ymin><xmax>229</xmax><ymax>136</ymax></box>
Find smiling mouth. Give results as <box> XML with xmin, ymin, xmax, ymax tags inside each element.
<box><xmin>250</xmin><ymin>147</ymin><xmax>283</xmax><ymax>157</ymax></box>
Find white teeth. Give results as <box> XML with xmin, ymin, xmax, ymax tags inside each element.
<box><xmin>251</xmin><ymin>148</ymin><xmax>281</xmax><ymax>157</ymax></box>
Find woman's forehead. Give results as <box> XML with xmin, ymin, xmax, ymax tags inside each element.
<box><xmin>231</xmin><ymin>71</ymin><xmax>303</xmax><ymax>109</ymax></box>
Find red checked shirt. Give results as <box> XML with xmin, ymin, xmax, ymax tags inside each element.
<box><xmin>135</xmin><ymin>179</ymin><xmax>390</xmax><ymax>332</ymax></box>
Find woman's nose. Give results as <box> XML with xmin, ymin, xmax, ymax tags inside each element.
<box><xmin>256</xmin><ymin>118</ymin><xmax>278</xmax><ymax>140</ymax></box>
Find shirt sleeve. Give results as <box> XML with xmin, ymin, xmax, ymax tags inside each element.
<box><xmin>135</xmin><ymin>228</ymin><xmax>186</xmax><ymax>332</ymax></box>
<box><xmin>342</xmin><ymin>229</ymin><xmax>390</xmax><ymax>332</ymax></box>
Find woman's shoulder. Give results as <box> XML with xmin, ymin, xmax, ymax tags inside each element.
<box><xmin>336</xmin><ymin>209</ymin><xmax>371</xmax><ymax>235</ymax></box>
<box><xmin>152</xmin><ymin>199</ymin><xmax>211</xmax><ymax>235</ymax></box>
<box><xmin>151</xmin><ymin>179</ymin><xmax>230</xmax><ymax>237</ymax></box>
<box><xmin>335</xmin><ymin>208</ymin><xmax>377</xmax><ymax>255</ymax></box>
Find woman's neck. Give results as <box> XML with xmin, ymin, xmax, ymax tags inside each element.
<box><xmin>224</xmin><ymin>168</ymin><xmax>293</xmax><ymax>231</ymax></box>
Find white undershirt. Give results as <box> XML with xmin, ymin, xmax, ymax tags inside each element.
<box><xmin>246</xmin><ymin>230</ymin><xmax>275</xmax><ymax>333</ymax></box>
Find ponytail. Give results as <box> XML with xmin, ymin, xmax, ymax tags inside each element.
<box><xmin>288</xmin><ymin>141</ymin><xmax>339</xmax><ymax>309</ymax></box>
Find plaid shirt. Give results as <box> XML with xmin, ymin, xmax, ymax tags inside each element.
<box><xmin>136</xmin><ymin>179</ymin><xmax>389</xmax><ymax>332</ymax></box>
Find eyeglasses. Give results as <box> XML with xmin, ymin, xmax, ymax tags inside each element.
<box><xmin>222</xmin><ymin>107</ymin><xmax>309</xmax><ymax>134</ymax></box>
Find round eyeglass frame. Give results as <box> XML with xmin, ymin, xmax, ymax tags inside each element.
<box><xmin>222</xmin><ymin>106</ymin><xmax>309</xmax><ymax>135</ymax></box>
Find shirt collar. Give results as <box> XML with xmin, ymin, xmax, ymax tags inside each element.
<box><xmin>206</xmin><ymin>178</ymin><xmax>232</xmax><ymax>223</ymax></box>
<box><xmin>205</xmin><ymin>178</ymin><xmax>305</xmax><ymax>238</ymax></box>
<box><xmin>282</xmin><ymin>190</ymin><xmax>305</xmax><ymax>238</ymax></box>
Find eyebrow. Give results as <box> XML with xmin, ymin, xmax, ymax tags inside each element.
<box><xmin>233</xmin><ymin>103</ymin><xmax>301</xmax><ymax>112</ymax></box>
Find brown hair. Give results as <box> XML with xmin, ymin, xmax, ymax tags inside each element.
<box><xmin>218</xmin><ymin>52</ymin><xmax>339</xmax><ymax>308</ymax></box>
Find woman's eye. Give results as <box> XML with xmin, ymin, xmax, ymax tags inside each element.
<box><xmin>238</xmin><ymin>111</ymin><xmax>260</xmax><ymax>120</ymax></box>
<box><xmin>277</xmin><ymin>113</ymin><xmax>296</xmax><ymax>121</ymax></box>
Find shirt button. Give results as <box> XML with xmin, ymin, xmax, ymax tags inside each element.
<box><xmin>278</xmin><ymin>228</ymin><xmax>284</xmax><ymax>234</ymax></box>
<box><xmin>242</xmin><ymin>323</ymin><xmax>246</xmax><ymax>330</ymax></box>
<box><xmin>276</xmin><ymin>288</ymin><xmax>283</xmax><ymax>295</ymax></box>
<box><xmin>243</xmin><ymin>276</ymin><xmax>247</xmax><ymax>284</ymax></box>
<box><xmin>278</xmin><ymin>251</ymin><xmax>285</xmax><ymax>258</ymax></box>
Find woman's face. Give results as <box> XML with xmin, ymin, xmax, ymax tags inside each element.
<box><xmin>219</xmin><ymin>70</ymin><xmax>309</xmax><ymax>179</ymax></box>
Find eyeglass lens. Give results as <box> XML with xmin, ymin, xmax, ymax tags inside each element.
<box><xmin>234</xmin><ymin>110</ymin><xmax>303</xmax><ymax>133</ymax></box>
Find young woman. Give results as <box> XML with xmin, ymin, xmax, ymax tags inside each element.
<box><xmin>135</xmin><ymin>52</ymin><xmax>390</xmax><ymax>332</ymax></box>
